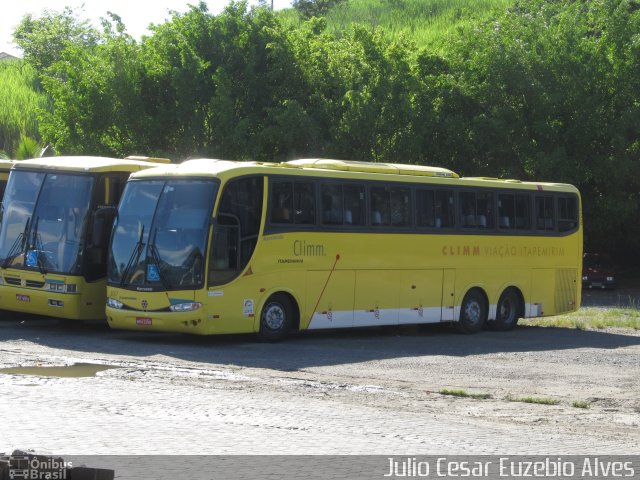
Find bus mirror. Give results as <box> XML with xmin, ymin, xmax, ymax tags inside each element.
<box><xmin>92</xmin><ymin>206</ymin><xmax>117</xmax><ymax>248</ymax></box>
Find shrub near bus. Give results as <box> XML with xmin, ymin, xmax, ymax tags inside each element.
<box><xmin>105</xmin><ymin>158</ymin><xmax>582</xmax><ymax>340</ymax></box>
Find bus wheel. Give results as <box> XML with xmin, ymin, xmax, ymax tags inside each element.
<box><xmin>258</xmin><ymin>294</ymin><xmax>292</xmax><ymax>342</ymax></box>
<box><xmin>491</xmin><ymin>288</ymin><xmax>521</xmax><ymax>331</ymax></box>
<box><xmin>456</xmin><ymin>289</ymin><xmax>486</xmax><ymax>334</ymax></box>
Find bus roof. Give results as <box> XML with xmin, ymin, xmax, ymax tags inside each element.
<box><xmin>129</xmin><ymin>158</ymin><xmax>578</xmax><ymax>193</ymax></box>
<box><xmin>0</xmin><ymin>159</ymin><xmax>14</xmax><ymax>172</ymax></box>
<box><xmin>11</xmin><ymin>156</ymin><xmax>169</xmax><ymax>174</ymax></box>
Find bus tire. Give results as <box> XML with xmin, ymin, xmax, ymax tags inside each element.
<box><xmin>491</xmin><ymin>288</ymin><xmax>522</xmax><ymax>331</ymax></box>
<box><xmin>456</xmin><ymin>289</ymin><xmax>486</xmax><ymax>334</ymax></box>
<box><xmin>258</xmin><ymin>294</ymin><xmax>293</xmax><ymax>342</ymax></box>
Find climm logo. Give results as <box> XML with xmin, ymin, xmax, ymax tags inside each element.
<box><xmin>293</xmin><ymin>240</ymin><xmax>326</xmax><ymax>257</ymax></box>
<box><xmin>442</xmin><ymin>245</ymin><xmax>480</xmax><ymax>256</ymax></box>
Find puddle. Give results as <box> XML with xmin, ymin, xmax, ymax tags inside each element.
<box><xmin>0</xmin><ymin>363</ymin><xmax>120</xmax><ymax>378</ymax></box>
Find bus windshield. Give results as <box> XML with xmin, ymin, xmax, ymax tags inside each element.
<box><xmin>0</xmin><ymin>171</ymin><xmax>94</xmax><ymax>274</ymax></box>
<box><xmin>108</xmin><ymin>179</ymin><xmax>218</xmax><ymax>290</ymax></box>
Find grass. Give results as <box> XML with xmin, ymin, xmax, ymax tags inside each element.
<box><xmin>572</xmin><ymin>400</ymin><xmax>591</xmax><ymax>409</ymax></box>
<box><xmin>520</xmin><ymin>307</ymin><xmax>640</xmax><ymax>331</ymax></box>
<box><xmin>439</xmin><ymin>388</ymin><xmax>491</xmax><ymax>400</ymax></box>
<box><xmin>0</xmin><ymin>59</ymin><xmax>49</xmax><ymax>157</ymax></box>
<box><xmin>510</xmin><ymin>396</ymin><xmax>560</xmax><ymax>406</ymax></box>
<box><xmin>281</xmin><ymin>0</ymin><xmax>514</xmax><ymax>51</ymax></box>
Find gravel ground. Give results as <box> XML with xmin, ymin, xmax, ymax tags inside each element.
<box><xmin>1</xmin><ymin>307</ymin><xmax>639</xmax><ymax>457</ymax></box>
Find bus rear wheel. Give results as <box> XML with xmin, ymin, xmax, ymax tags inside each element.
<box><xmin>258</xmin><ymin>294</ymin><xmax>292</xmax><ymax>342</ymax></box>
<box><xmin>456</xmin><ymin>289</ymin><xmax>486</xmax><ymax>334</ymax></box>
<box><xmin>491</xmin><ymin>288</ymin><xmax>522</xmax><ymax>331</ymax></box>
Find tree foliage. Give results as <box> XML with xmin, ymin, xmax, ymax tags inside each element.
<box><xmin>9</xmin><ymin>0</ymin><xmax>640</xmax><ymax>262</ymax></box>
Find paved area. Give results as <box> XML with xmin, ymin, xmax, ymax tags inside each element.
<box><xmin>0</xmin><ymin>315</ymin><xmax>639</xmax><ymax>459</ymax></box>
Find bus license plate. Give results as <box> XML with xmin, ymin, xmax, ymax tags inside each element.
<box><xmin>136</xmin><ymin>317</ymin><xmax>152</xmax><ymax>326</ymax></box>
<box><xmin>16</xmin><ymin>294</ymin><xmax>30</xmax><ymax>302</ymax></box>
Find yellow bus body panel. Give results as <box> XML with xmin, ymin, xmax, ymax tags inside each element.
<box><xmin>0</xmin><ymin>270</ymin><xmax>106</xmax><ymax>320</ymax></box>
<box><xmin>107</xmin><ymin>230</ymin><xmax>581</xmax><ymax>334</ymax></box>
<box><xmin>105</xmin><ymin>158</ymin><xmax>581</xmax><ymax>335</ymax></box>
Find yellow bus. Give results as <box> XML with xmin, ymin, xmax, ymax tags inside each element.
<box><xmin>106</xmin><ymin>158</ymin><xmax>582</xmax><ymax>340</ymax></box>
<box><xmin>0</xmin><ymin>156</ymin><xmax>168</xmax><ymax>320</ymax></box>
<box><xmin>0</xmin><ymin>159</ymin><xmax>14</xmax><ymax>201</ymax></box>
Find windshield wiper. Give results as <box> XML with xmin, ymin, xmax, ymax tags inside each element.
<box><xmin>147</xmin><ymin>227</ymin><xmax>170</xmax><ymax>290</ymax></box>
<box><xmin>1</xmin><ymin>217</ymin><xmax>30</xmax><ymax>269</ymax></box>
<box><xmin>119</xmin><ymin>225</ymin><xmax>145</xmax><ymax>287</ymax></box>
<box><xmin>29</xmin><ymin>216</ymin><xmax>48</xmax><ymax>274</ymax></box>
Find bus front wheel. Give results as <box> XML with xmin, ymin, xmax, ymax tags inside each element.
<box><xmin>258</xmin><ymin>294</ymin><xmax>292</xmax><ymax>342</ymax></box>
<box><xmin>456</xmin><ymin>289</ymin><xmax>486</xmax><ymax>334</ymax></box>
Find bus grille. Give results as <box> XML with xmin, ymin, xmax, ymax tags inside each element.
<box><xmin>3</xmin><ymin>277</ymin><xmax>46</xmax><ymax>288</ymax></box>
<box><xmin>555</xmin><ymin>268</ymin><xmax>577</xmax><ymax>314</ymax></box>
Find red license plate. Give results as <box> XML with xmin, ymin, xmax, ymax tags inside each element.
<box><xmin>136</xmin><ymin>317</ymin><xmax>152</xmax><ymax>326</ymax></box>
<box><xmin>16</xmin><ymin>294</ymin><xmax>30</xmax><ymax>302</ymax></box>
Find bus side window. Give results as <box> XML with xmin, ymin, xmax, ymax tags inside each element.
<box><xmin>436</xmin><ymin>190</ymin><xmax>454</xmax><ymax>228</ymax></box>
<box><xmin>416</xmin><ymin>189</ymin><xmax>436</xmax><ymax>227</ymax></box>
<box><xmin>515</xmin><ymin>194</ymin><xmax>531</xmax><ymax>230</ymax></box>
<box><xmin>498</xmin><ymin>194</ymin><xmax>514</xmax><ymax>229</ymax></box>
<box><xmin>270</xmin><ymin>181</ymin><xmax>293</xmax><ymax>224</ymax></box>
<box><xmin>209</xmin><ymin>176</ymin><xmax>264</xmax><ymax>286</ymax></box>
<box><xmin>343</xmin><ymin>185</ymin><xmax>365</xmax><ymax>226</ymax></box>
<box><xmin>294</xmin><ymin>182</ymin><xmax>315</xmax><ymax>225</ymax></box>
<box><xmin>370</xmin><ymin>186</ymin><xmax>410</xmax><ymax>227</ymax></box>
<box><xmin>558</xmin><ymin>195</ymin><xmax>578</xmax><ymax>232</ymax></box>
<box><xmin>535</xmin><ymin>195</ymin><xmax>555</xmax><ymax>231</ymax></box>
<box><xmin>460</xmin><ymin>192</ymin><xmax>476</xmax><ymax>228</ymax></box>
<box><xmin>321</xmin><ymin>184</ymin><xmax>343</xmax><ymax>225</ymax></box>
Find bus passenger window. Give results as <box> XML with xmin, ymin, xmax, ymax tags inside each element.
<box><xmin>460</xmin><ymin>192</ymin><xmax>476</xmax><ymax>228</ymax></box>
<box><xmin>343</xmin><ymin>185</ymin><xmax>365</xmax><ymax>226</ymax></box>
<box><xmin>416</xmin><ymin>190</ymin><xmax>436</xmax><ymax>227</ymax></box>
<box><xmin>498</xmin><ymin>194</ymin><xmax>514</xmax><ymax>229</ymax></box>
<box><xmin>370</xmin><ymin>186</ymin><xmax>410</xmax><ymax>227</ymax></box>
<box><xmin>270</xmin><ymin>181</ymin><xmax>293</xmax><ymax>224</ymax></box>
<box><xmin>436</xmin><ymin>191</ymin><xmax>454</xmax><ymax>228</ymax></box>
<box><xmin>476</xmin><ymin>192</ymin><xmax>494</xmax><ymax>229</ymax></box>
<box><xmin>558</xmin><ymin>196</ymin><xmax>578</xmax><ymax>232</ymax></box>
<box><xmin>321</xmin><ymin>184</ymin><xmax>343</xmax><ymax>225</ymax></box>
<box><xmin>535</xmin><ymin>196</ymin><xmax>555</xmax><ymax>231</ymax></box>
<box><xmin>460</xmin><ymin>191</ymin><xmax>494</xmax><ymax>229</ymax></box>
<box><xmin>294</xmin><ymin>182</ymin><xmax>315</xmax><ymax>225</ymax></box>
<box><xmin>515</xmin><ymin>194</ymin><xmax>531</xmax><ymax>230</ymax></box>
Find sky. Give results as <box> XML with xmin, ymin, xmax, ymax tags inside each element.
<box><xmin>0</xmin><ymin>0</ymin><xmax>293</xmax><ymax>57</ymax></box>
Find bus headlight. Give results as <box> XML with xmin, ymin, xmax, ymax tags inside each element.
<box><xmin>46</xmin><ymin>282</ymin><xmax>77</xmax><ymax>293</ymax></box>
<box><xmin>169</xmin><ymin>302</ymin><xmax>202</xmax><ymax>312</ymax></box>
<box><xmin>107</xmin><ymin>298</ymin><xmax>124</xmax><ymax>309</ymax></box>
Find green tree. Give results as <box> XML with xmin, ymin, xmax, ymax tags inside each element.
<box><xmin>292</xmin><ymin>0</ymin><xmax>346</xmax><ymax>19</ymax></box>
<box><xmin>37</xmin><ymin>14</ymin><xmax>147</xmax><ymax>156</ymax></box>
<box><xmin>447</xmin><ymin>0</ymin><xmax>640</xmax><ymax>260</ymax></box>
<box><xmin>13</xmin><ymin>7</ymin><xmax>100</xmax><ymax>72</ymax></box>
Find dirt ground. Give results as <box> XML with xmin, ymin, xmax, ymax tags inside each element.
<box><xmin>1</xmin><ymin>291</ymin><xmax>639</xmax><ymax>455</ymax></box>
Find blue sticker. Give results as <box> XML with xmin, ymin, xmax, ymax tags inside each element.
<box><xmin>147</xmin><ymin>264</ymin><xmax>160</xmax><ymax>282</ymax></box>
<box><xmin>26</xmin><ymin>250</ymin><xmax>38</xmax><ymax>267</ymax></box>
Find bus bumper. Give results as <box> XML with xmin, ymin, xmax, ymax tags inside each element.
<box><xmin>106</xmin><ymin>307</ymin><xmax>209</xmax><ymax>335</ymax></box>
<box><xmin>0</xmin><ymin>285</ymin><xmax>99</xmax><ymax>320</ymax></box>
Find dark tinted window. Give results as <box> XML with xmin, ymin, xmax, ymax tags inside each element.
<box><xmin>370</xmin><ymin>186</ymin><xmax>410</xmax><ymax>227</ymax></box>
<box><xmin>558</xmin><ymin>195</ymin><xmax>578</xmax><ymax>232</ymax></box>
<box><xmin>498</xmin><ymin>193</ymin><xmax>531</xmax><ymax>230</ymax></box>
<box><xmin>535</xmin><ymin>195</ymin><xmax>555</xmax><ymax>231</ymax></box>
<box><xmin>460</xmin><ymin>191</ymin><xmax>494</xmax><ymax>229</ymax></box>
<box><xmin>416</xmin><ymin>189</ymin><xmax>454</xmax><ymax>228</ymax></box>
<box><xmin>321</xmin><ymin>184</ymin><xmax>365</xmax><ymax>226</ymax></box>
